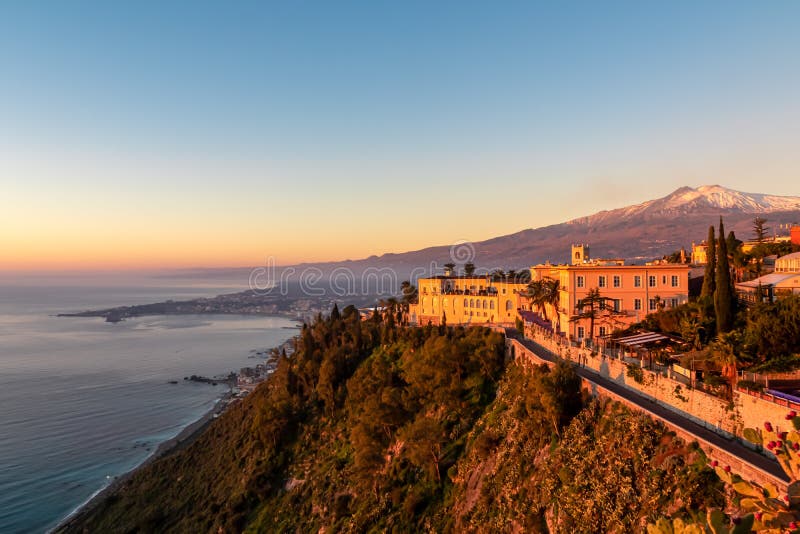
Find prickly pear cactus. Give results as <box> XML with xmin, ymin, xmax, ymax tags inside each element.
<box><xmin>651</xmin><ymin>415</ymin><xmax>800</xmax><ymax>532</ymax></box>
<box><xmin>646</xmin><ymin>511</ymin><xmax>754</xmax><ymax>534</ymax></box>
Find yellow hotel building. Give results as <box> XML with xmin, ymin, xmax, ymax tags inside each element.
<box><xmin>409</xmin><ymin>276</ymin><xmax>528</xmax><ymax>326</ymax></box>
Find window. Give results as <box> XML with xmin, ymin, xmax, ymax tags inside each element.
<box><xmin>576</xmin><ymin>275</ymin><xmax>585</xmax><ymax>288</ymax></box>
<box><xmin>649</xmin><ymin>298</ymin><xmax>658</xmax><ymax>311</ymax></box>
<box><xmin>613</xmin><ymin>299</ymin><xmax>621</xmax><ymax>312</ymax></box>
<box><xmin>489</xmin><ymin>301</ymin><xmax>495</xmax><ymax>310</ymax></box>
<box><xmin>577</xmin><ymin>326</ymin><xmax>585</xmax><ymax>339</ymax></box>
<box><xmin>463</xmin><ymin>298</ymin><xmax>468</xmax><ymax>307</ymax></box>
<box><xmin>613</xmin><ymin>275</ymin><xmax>621</xmax><ymax>288</ymax></box>
<box><xmin>634</xmin><ymin>298</ymin><xmax>642</xmax><ymax>311</ymax></box>
<box><xmin>634</xmin><ymin>275</ymin><xmax>642</xmax><ymax>288</ymax></box>
<box><xmin>598</xmin><ymin>275</ymin><xmax>607</xmax><ymax>288</ymax></box>
<box><xmin>648</xmin><ymin>275</ymin><xmax>657</xmax><ymax>287</ymax></box>
<box><xmin>470</xmin><ymin>299</ymin><xmax>474</xmax><ymax>308</ymax></box>
<box><xmin>662</xmin><ymin>275</ymin><xmax>667</xmax><ymax>285</ymax></box>
<box><xmin>505</xmin><ymin>300</ymin><xmax>513</xmax><ymax>311</ymax></box>
<box><xmin>671</xmin><ymin>275</ymin><xmax>679</xmax><ymax>287</ymax></box>
<box><xmin>671</xmin><ymin>298</ymin><xmax>678</xmax><ymax>308</ymax></box>
<box><xmin>599</xmin><ymin>326</ymin><xmax>607</xmax><ymax>336</ymax></box>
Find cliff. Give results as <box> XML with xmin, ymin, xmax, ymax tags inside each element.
<box><xmin>60</xmin><ymin>310</ymin><xmax>729</xmax><ymax>533</ymax></box>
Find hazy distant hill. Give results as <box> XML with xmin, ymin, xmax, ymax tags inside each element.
<box><xmin>290</xmin><ymin>185</ymin><xmax>800</xmax><ymax>276</ymax></box>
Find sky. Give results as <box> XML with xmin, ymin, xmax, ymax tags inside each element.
<box><xmin>1</xmin><ymin>1</ymin><xmax>799</xmax><ymax>271</ymax></box>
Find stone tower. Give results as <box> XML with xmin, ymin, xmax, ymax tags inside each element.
<box><xmin>571</xmin><ymin>244</ymin><xmax>590</xmax><ymax>265</ymax></box>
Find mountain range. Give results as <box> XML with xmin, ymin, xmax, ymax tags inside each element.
<box><xmin>285</xmin><ymin>185</ymin><xmax>800</xmax><ymax>278</ymax></box>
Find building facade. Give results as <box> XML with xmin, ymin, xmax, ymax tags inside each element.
<box><xmin>530</xmin><ymin>261</ymin><xmax>690</xmax><ymax>341</ymax></box>
<box><xmin>409</xmin><ymin>276</ymin><xmax>528</xmax><ymax>326</ymax></box>
<box><xmin>691</xmin><ymin>241</ymin><xmax>708</xmax><ymax>264</ymax></box>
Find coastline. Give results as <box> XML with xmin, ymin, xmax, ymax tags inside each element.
<box><xmin>52</xmin><ymin>390</ymin><xmax>234</xmax><ymax>533</ymax></box>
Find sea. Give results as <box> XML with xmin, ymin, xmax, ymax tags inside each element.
<box><xmin>0</xmin><ymin>276</ymin><xmax>297</xmax><ymax>533</ymax></box>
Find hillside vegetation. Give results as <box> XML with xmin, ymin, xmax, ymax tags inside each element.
<box><xmin>63</xmin><ymin>307</ymin><xmax>726</xmax><ymax>533</ymax></box>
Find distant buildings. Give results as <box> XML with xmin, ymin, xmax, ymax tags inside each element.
<box><xmin>736</xmin><ymin>251</ymin><xmax>800</xmax><ymax>304</ymax></box>
<box><xmin>691</xmin><ymin>241</ymin><xmax>709</xmax><ymax>264</ymax></box>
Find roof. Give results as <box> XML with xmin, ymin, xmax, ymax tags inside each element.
<box><xmin>737</xmin><ymin>272</ymin><xmax>800</xmax><ymax>288</ymax></box>
<box><xmin>532</xmin><ymin>263</ymin><xmax>689</xmax><ymax>270</ymax></box>
<box><xmin>519</xmin><ymin>310</ymin><xmax>553</xmax><ymax>332</ymax></box>
<box><xmin>613</xmin><ymin>331</ymin><xmax>671</xmax><ymax>348</ymax></box>
<box><xmin>777</xmin><ymin>251</ymin><xmax>800</xmax><ymax>262</ymax></box>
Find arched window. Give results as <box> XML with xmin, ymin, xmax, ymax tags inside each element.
<box><xmin>463</xmin><ymin>298</ymin><xmax>468</xmax><ymax>307</ymax></box>
<box><xmin>470</xmin><ymin>299</ymin><xmax>474</xmax><ymax>308</ymax></box>
<box><xmin>483</xmin><ymin>300</ymin><xmax>487</xmax><ymax>309</ymax></box>
<box><xmin>490</xmin><ymin>301</ymin><xmax>495</xmax><ymax>310</ymax></box>
<box><xmin>422</xmin><ymin>297</ymin><xmax>428</xmax><ymax>313</ymax></box>
<box><xmin>505</xmin><ymin>300</ymin><xmax>513</xmax><ymax>311</ymax></box>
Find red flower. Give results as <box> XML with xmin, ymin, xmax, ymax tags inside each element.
<box><xmin>778</xmin><ymin>441</ymin><xmax>784</xmax><ymax>449</ymax></box>
<box><xmin>710</xmin><ymin>460</ymin><xmax>719</xmax><ymax>467</ymax></box>
<box><xmin>767</xmin><ymin>441</ymin><xmax>776</xmax><ymax>450</ymax></box>
<box><xmin>793</xmin><ymin>442</ymin><xmax>800</xmax><ymax>451</ymax></box>
<box><xmin>765</xmin><ymin>422</ymin><xmax>774</xmax><ymax>432</ymax></box>
<box><xmin>754</xmin><ymin>511</ymin><xmax>763</xmax><ymax>521</ymax></box>
<box><xmin>724</xmin><ymin>465</ymin><xmax>731</xmax><ymax>472</ymax></box>
<box><xmin>780</xmin><ymin>432</ymin><xmax>788</xmax><ymax>440</ymax></box>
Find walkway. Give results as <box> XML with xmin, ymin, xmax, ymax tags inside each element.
<box><xmin>509</xmin><ymin>331</ymin><xmax>789</xmax><ymax>484</ymax></box>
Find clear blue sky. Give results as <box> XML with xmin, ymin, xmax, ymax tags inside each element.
<box><xmin>1</xmin><ymin>1</ymin><xmax>799</xmax><ymax>269</ymax></box>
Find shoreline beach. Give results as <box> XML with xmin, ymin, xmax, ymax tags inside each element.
<box><xmin>52</xmin><ymin>390</ymin><xmax>234</xmax><ymax>533</ymax></box>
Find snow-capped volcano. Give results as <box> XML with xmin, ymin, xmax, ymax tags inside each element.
<box><xmin>569</xmin><ymin>185</ymin><xmax>800</xmax><ymax>225</ymax></box>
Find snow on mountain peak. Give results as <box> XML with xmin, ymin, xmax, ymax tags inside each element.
<box><xmin>568</xmin><ymin>185</ymin><xmax>800</xmax><ymax>226</ymax></box>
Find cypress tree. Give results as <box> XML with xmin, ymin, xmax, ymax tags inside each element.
<box><xmin>715</xmin><ymin>218</ymin><xmax>734</xmax><ymax>333</ymax></box>
<box><xmin>700</xmin><ymin>226</ymin><xmax>716</xmax><ymax>299</ymax></box>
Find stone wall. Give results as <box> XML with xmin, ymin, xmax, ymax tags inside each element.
<box><xmin>506</xmin><ymin>335</ymin><xmax>791</xmax><ymax>492</ymax></box>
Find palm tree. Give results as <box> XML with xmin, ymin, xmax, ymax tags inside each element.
<box><xmin>543</xmin><ymin>279</ymin><xmax>561</xmax><ymax>332</ymax></box>
<box><xmin>573</xmin><ymin>288</ymin><xmax>606</xmax><ymax>344</ymax></box>
<box><xmin>526</xmin><ymin>280</ymin><xmax>546</xmax><ymax>317</ymax></box>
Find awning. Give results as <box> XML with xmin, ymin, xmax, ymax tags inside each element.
<box><xmin>614</xmin><ymin>331</ymin><xmax>671</xmax><ymax>349</ymax></box>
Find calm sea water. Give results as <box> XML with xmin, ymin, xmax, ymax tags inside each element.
<box><xmin>0</xmin><ymin>282</ymin><xmax>296</xmax><ymax>533</ymax></box>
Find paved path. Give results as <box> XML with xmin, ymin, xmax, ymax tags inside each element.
<box><xmin>512</xmin><ymin>333</ymin><xmax>789</xmax><ymax>483</ymax></box>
